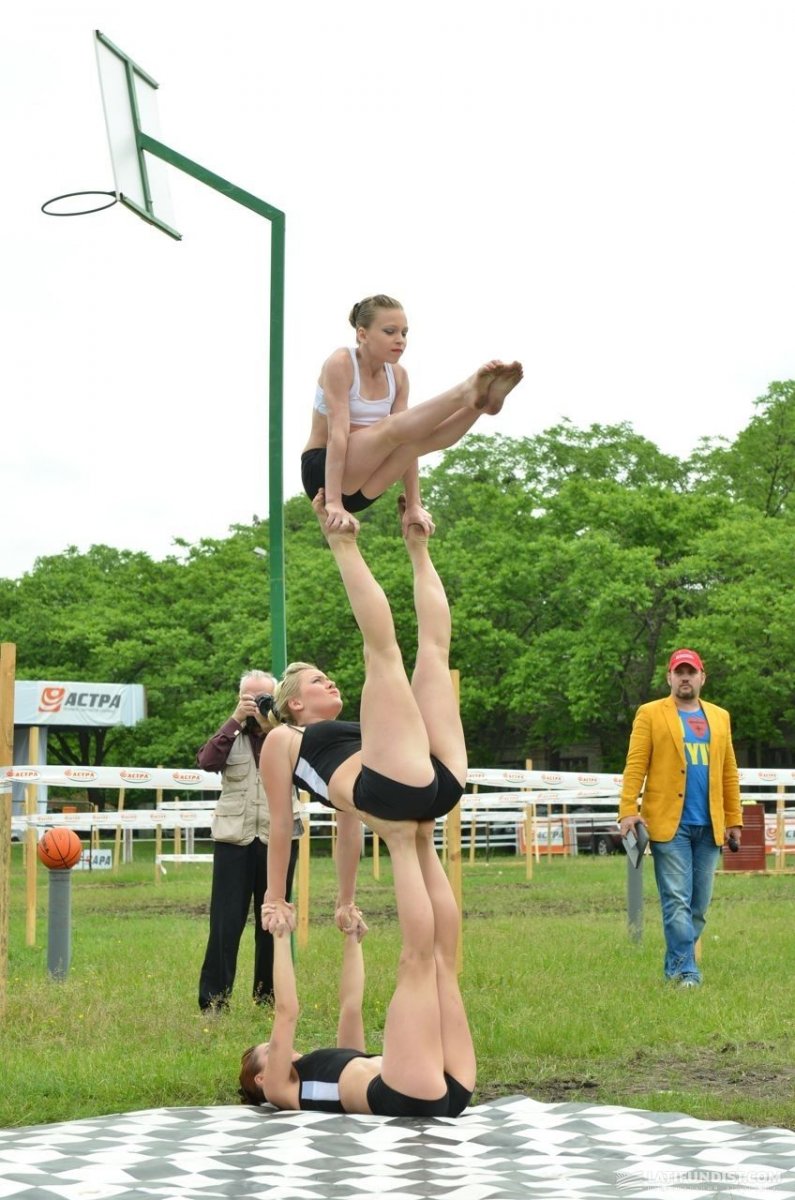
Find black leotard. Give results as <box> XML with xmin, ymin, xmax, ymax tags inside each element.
<box><xmin>294</xmin><ymin>1047</ymin><xmax>372</xmax><ymax>1112</ymax></box>
<box><xmin>292</xmin><ymin>720</ymin><xmax>463</xmax><ymax>821</ymax></box>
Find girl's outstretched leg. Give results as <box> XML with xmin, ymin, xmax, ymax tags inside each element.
<box><xmin>342</xmin><ymin>361</ymin><xmax>524</xmax><ymax>498</ymax></box>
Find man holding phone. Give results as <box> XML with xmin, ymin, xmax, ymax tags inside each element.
<box><xmin>618</xmin><ymin>649</ymin><xmax>742</xmax><ymax>988</ymax></box>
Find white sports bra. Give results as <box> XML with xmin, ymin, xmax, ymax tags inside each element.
<box><xmin>314</xmin><ymin>348</ymin><xmax>396</xmax><ymax>425</ymax></box>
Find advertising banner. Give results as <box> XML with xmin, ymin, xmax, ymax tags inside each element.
<box><xmin>14</xmin><ymin>681</ymin><xmax>146</xmax><ymax>727</ymax></box>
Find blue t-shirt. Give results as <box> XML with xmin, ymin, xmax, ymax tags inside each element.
<box><xmin>679</xmin><ymin>707</ymin><xmax>710</xmax><ymax>825</ymax></box>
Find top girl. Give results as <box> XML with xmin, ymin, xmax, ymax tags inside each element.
<box><xmin>301</xmin><ymin>294</ymin><xmax>523</xmax><ymax>534</ymax></box>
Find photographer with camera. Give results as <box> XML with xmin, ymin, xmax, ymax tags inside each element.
<box><xmin>197</xmin><ymin>670</ymin><xmax>301</xmax><ymax>1012</ymax></box>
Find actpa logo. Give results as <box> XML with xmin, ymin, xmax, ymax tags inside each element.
<box><xmin>38</xmin><ymin>686</ymin><xmax>123</xmax><ymax>714</ymax></box>
<box><xmin>577</xmin><ymin>774</ymin><xmax>598</xmax><ymax>786</ymax></box>
<box><xmin>504</xmin><ymin>771</ymin><xmax>526</xmax><ymax>783</ymax></box>
<box><xmin>8</xmin><ymin>768</ymin><xmax>41</xmax><ymax>780</ymax></box>
<box><xmin>39</xmin><ymin>686</ymin><xmax>67</xmax><ymax>713</ymax></box>
<box><xmin>64</xmin><ymin>768</ymin><xmax>98</xmax><ymax>782</ymax></box>
<box><xmin>758</xmin><ymin>771</ymin><xmax>777</xmax><ymax>782</ymax></box>
<box><xmin>171</xmin><ymin>771</ymin><xmax>202</xmax><ymax>785</ymax></box>
<box><xmin>541</xmin><ymin>773</ymin><xmax>563</xmax><ymax>786</ymax></box>
<box><xmin>120</xmin><ymin>770</ymin><xmax>152</xmax><ymax>783</ymax></box>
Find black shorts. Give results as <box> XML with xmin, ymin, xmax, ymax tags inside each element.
<box><xmin>444</xmin><ymin>1072</ymin><xmax>475</xmax><ymax>1117</ymax></box>
<box><xmin>353</xmin><ymin>756</ymin><xmax>464</xmax><ymax>822</ymax></box>
<box><xmin>301</xmin><ymin>448</ymin><xmax>376</xmax><ymax>514</ymax></box>
<box><xmin>366</xmin><ymin>1072</ymin><xmax>473</xmax><ymax>1118</ymax></box>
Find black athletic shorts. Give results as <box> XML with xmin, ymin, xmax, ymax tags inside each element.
<box><xmin>353</xmin><ymin>756</ymin><xmax>464</xmax><ymax>821</ymax></box>
<box><xmin>366</xmin><ymin>1072</ymin><xmax>473</xmax><ymax>1118</ymax></box>
<box><xmin>301</xmin><ymin>448</ymin><xmax>375</xmax><ymax>514</ymax></box>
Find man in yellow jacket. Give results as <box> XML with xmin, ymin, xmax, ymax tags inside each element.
<box><xmin>618</xmin><ymin>649</ymin><xmax>743</xmax><ymax>988</ymax></box>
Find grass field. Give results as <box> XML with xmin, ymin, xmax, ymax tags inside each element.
<box><xmin>1</xmin><ymin>843</ymin><xmax>793</xmax><ymax>1131</ymax></box>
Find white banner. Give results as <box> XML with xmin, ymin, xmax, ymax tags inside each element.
<box><xmin>73</xmin><ymin>849</ymin><xmax>113</xmax><ymax>870</ymax></box>
<box><xmin>467</xmin><ymin>768</ymin><xmax>625</xmax><ymax>789</ymax></box>
<box><xmin>4</xmin><ymin>763</ymin><xmax>795</xmax><ymax>795</ymax></box>
<box><xmin>13</xmin><ymin>810</ymin><xmax>215</xmax><ymax>833</ymax></box>
<box><xmin>1</xmin><ymin>765</ymin><xmax>220</xmax><ymax>790</ymax></box>
<box><xmin>467</xmin><ymin>766</ymin><xmax>795</xmax><ymax>789</ymax></box>
<box><xmin>14</xmin><ymin>681</ymin><xmax>146</xmax><ymax>728</ymax></box>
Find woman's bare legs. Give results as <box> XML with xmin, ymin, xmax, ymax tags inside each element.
<box><xmin>342</xmin><ymin>361</ymin><xmax>524</xmax><ymax>498</ymax></box>
<box><xmin>312</xmin><ymin>492</ymin><xmax>434</xmax><ymax>788</ymax></box>
<box><xmin>365</xmin><ymin>817</ymin><xmax>447</xmax><ymax>1102</ymax></box>
<box><xmin>415</xmin><ymin>822</ymin><xmax>476</xmax><ymax>1091</ymax></box>
<box><xmin>399</xmin><ymin>497</ymin><xmax>467</xmax><ymax>786</ymax></box>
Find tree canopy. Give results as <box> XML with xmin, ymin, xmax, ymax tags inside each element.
<box><xmin>3</xmin><ymin>381</ymin><xmax>794</xmax><ymax>776</ymax></box>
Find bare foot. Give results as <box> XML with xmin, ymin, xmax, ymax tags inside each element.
<box><xmin>312</xmin><ymin>490</ymin><xmax>360</xmax><ymax>541</ymax></box>
<box><xmin>483</xmin><ymin>360</ymin><xmax>523</xmax><ymax>415</ymax></box>
<box><xmin>461</xmin><ymin>360</ymin><xmax>505</xmax><ymax>411</ymax></box>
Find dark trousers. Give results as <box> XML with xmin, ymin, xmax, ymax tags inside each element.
<box><xmin>198</xmin><ymin>836</ymin><xmax>299</xmax><ymax>1010</ymax></box>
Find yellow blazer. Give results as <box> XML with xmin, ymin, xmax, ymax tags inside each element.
<box><xmin>619</xmin><ymin>696</ymin><xmax>742</xmax><ymax>843</ymax></box>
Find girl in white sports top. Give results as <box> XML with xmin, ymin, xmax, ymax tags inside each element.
<box><xmin>301</xmin><ymin>293</ymin><xmax>524</xmax><ymax>536</ymax></box>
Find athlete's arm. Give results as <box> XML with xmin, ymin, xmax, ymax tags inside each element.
<box><xmin>393</xmin><ymin>368</ymin><xmax>433</xmax><ymax>535</ymax></box>
<box><xmin>260</xmin><ymin>727</ymin><xmax>299</xmax><ymax>932</ymax></box>
<box><xmin>319</xmin><ymin>349</ymin><xmax>356</xmax><ymax>530</ymax></box>
<box><xmin>259</xmin><ymin>931</ymin><xmax>300</xmax><ymax>1109</ymax></box>
<box><xmin>336</xmin><ymin>930</ymin><xmax>366</xmax><ymax>1052</ymax></box>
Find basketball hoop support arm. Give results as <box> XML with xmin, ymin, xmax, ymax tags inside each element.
<box><xmin>136</xmin><ymin>132</ymin><xmax>287</xmax><ymax>674</ymax></box>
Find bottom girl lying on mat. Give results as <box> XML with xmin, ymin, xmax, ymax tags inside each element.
<box><xmin>239</xmin><ymin>819</ymin><xmax>476</xmax><ymax>1117</ymax></box>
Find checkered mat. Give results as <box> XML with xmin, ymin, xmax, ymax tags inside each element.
<box><xmin>1</xmin><ymin>1095</ymin><xmax>794</xmax><ymax>1199</ymax></box>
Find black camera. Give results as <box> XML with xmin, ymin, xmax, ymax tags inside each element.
<box><xmin>727</xmin><ymin>833</ymin><xmax>740</xmax><ymax>853</ymax></box>
<box><xmin>254</xmin><ymin>693</ymin><xmax>273</xmax><ymax>717</ymax></box>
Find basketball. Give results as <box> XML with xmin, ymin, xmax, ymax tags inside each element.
<box><xmin>37</xmin><ymin>827</ymin><xmax>83</xmax><ymax>870</ymax></box>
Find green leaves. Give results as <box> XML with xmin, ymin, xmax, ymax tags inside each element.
<box><xmin>3</xmin><ymin>384</ymin><xmax>794</xmax><ymax>772</ymax></box>
<box><xmin>692</xmin><ymin>381</ymin><xmax>795</xmax><ymax>516</ymax></box>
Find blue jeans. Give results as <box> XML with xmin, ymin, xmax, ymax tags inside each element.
<box><xmin>650</xmin><ymin>824</ymin><xmax>720</xmax><ymax>982</ymax></box>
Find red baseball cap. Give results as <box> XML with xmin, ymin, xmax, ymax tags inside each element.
<box><xmin>668</xmin><ymin>648</ymin><xmax>705</xmax><ymax>672</ymax></box>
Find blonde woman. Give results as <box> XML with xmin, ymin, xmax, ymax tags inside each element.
<box><xmin>259</xmin><ymin>491</ymin><xmax>466</xmax><ymax>933</ymax></box>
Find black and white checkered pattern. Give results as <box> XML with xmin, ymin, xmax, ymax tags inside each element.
<box><xmin>0</xmin><ymin>1095</ymin><xmax>793</xmax><ymax>1199</ymax></box>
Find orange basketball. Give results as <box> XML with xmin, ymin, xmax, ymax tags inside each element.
<box><xmin>37</xmin><ymin>827</ymin><xmax>83</xmax><ymax>870</ymax></box>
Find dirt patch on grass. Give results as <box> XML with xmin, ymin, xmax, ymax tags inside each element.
<box><xmin>82</xmin><ymin>902</ymin><xmax>209</xmax><ymax>918</ymax></box>
<box><xmin>478</xmin><ymin>1042</ymin><xmax>795</xmax><ymax>1120</ymax></box>
<box><xmin>466</xmin><ymin>897</ymin><xmax>627</xmax><ymax>917</ymax></box>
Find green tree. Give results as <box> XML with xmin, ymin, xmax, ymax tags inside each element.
<box><xmin>692</xmin><ymin>381</ymin><xmax>795</xmax><ymax>517</ymax></box>
<box><xmin>674</xmin><ymin>509</ymin><xmax>795</xmax><ymax>757</ymax></box>
<box><xmin>4</xmin><ymin>401</ymin><xmax>795</xmax><ymax>778</ymax></box>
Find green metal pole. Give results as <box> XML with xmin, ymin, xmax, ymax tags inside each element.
<box><xmin>268</xmin><ymin>213</ymin><xmax>287</xmax><ymax>675</ymax></box>
<box><xmin>137</xmin><ymin>133</ymin><xmax>287</xmax><ymax>671</ymax></box>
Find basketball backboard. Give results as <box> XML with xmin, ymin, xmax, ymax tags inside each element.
<box><xmin>94</xmin><ymin>29</ymin><xmax>181</xmax><ymax>239</ymax></box>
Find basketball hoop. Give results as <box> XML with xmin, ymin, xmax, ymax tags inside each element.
<box><xmin>41</xmin><ymin>190</ymin><xmax>118</xmax><ymax>217</ymax></box>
